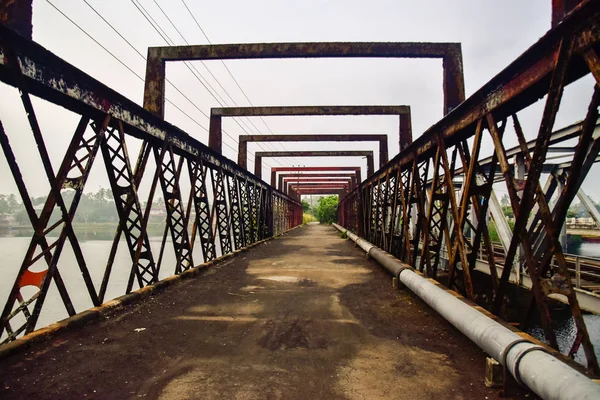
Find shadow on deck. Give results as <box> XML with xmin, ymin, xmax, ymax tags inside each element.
<box><xmin>0</xmin><ymin>224</ymin><xmax>526</xmax><ymax>399</ymax></box>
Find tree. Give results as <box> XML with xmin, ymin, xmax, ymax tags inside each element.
<box><xmin>302</xmin><ymin>200</ymin><xmax>310</xmax><ymax>213</ymax></box>
<box><xmin>499</xmin><ymin>194</ymin><xmax>514</xmax><ymax>218</ymax></box>
<box><xmin>0</xmin><ymin>195</ymin><xmax>10</xmax><ymax>214</ymax></box>
<box><xmin>316</xmin><ymin>195</ymin><xmax>338</xmax><ymax>224</ymax></box>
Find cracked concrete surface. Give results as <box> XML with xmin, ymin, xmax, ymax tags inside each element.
<box><xmin>0</xmin><ymin>224</ymin><xmax>526</xmax><ymax>399</ymax></box>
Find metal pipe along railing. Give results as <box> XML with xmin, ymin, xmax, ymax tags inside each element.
<box><xmin>333</xmin><ymin>223</ymin><xmax>600</xmax><ymax>400</ymax></box>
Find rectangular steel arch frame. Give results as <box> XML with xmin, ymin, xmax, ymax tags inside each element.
<box><xmin>255</xmin><ymin>150</ymin><xmax>373</xmax><ymax>180</ymax></box>
<box><xmin>295</xmin><ymin>189</ymin><xmax>346</xmax><ymax>196</ymax></box>
<box><xmin>284</xmin><ymin>178</ymin><xmax>354</xmax><ymax>195</ymax></box>
<box><xmin>238</xmin><ymin>134</ymin><xmax>388</xmax><ymax>169</ymax></box>
<box><xmin>292</xmin><ymin>190</ymin><xmax>349</xmax><ymax>199</ymax></box>
<box><xmin>289</xmin><ymin>182</ymin><xmax>351</xmax><ymax>191</ymax></box>
<box><xmin>290</xmin><ymin>184</ymin><xmax>350</xmax><ymax>192</ymax></box>
<box><xmin>271</xmin><ymin>166</ymin><xmax>362</xmax><ymax>187</ymax></box>
<box><xmin>210</xmin><ymin>106</ymin><xmax>410</xmax><ymax>157</ymax></box>
<box><xmin>143</xmin><ymin>41</ymin><xmax>464</xmax><ymax>124</ymax></box>
<box><xmin>278</xmin><ymin>173</ymin><xmax>357</xmax><ymax>191</ymax></box>
<box><xmin>282</xmin><ymin>176</ymin><xmax>355</xmax><ymax>193</ymax></box>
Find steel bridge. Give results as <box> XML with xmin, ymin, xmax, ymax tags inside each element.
<box><xmin>1</xmin><ymin>1</ymin><xmax>600</xmax><ymax>399</ymax></box>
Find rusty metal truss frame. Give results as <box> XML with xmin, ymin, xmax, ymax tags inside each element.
<box><xmin>238</xmin><ymin>134</ymin><xmax>389</xmax><ymax>169</ymax></box>
<box><xmin>291</xmin><ymin>184</ymin><xmax>350</xmax><ymax>200</ymax></box>
<box><xmin>0</xmin><ymin>26</ymin><xmax>302</xmax><ymax>344</ymax></box>
<box><xmin>295</xmin><ymin>189</ymin><xmax>347</xmax><ymax>196</ymax></box>
<box><xmin>271</xmin><ymin>166</ymin><xmax>362</xmax><ymax>187</ymax></box>
<box><xmin>209</xmin><ymin>105</ymin><xmax>411</xmax><ymax>157</ymax></box>
<box><xmin>142</xmin><ymin>41</ymin><xmax>465</xmax><ymax>134</ymax></box>
<box><xmin>255</xmin><ymin>151</ymin><xmax>373</xmax><ymax>180</ymax></box>
<box><xmin>277</xmin><ymin>173</ymin><xmax>358</xmax><ymax>192</ymax></box>
<box><xmin>294</xmin><ymin>186</ymin><xmax>348</xmax><ymax>196</ymax></box>
<box><xmin>282</xmin><ymin>177</ymin><xmax>355</xmax><ymax>194</ymax></box>
<box><xmin>338</xmin><ymin>0</ymin><xmax>600</xmax><ymax>375</ymax></box>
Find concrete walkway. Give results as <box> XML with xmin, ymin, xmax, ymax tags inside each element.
<box><xmin>0</xmin><ymin>224</ymin><xmax>523</xmax><ymax>399</ymax></box>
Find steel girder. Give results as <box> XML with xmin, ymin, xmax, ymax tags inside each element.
<box><xmin>279</xmin><ymin>173</ymin><xmax>357</xmax><ymax>192</ymax></box>
<box><xmin>255</xmin><ymin>151</ymin><xmax>374</xmax><ymax>180</ymax></box>
<box><xmin>338</xmin><ymin>1</ymin><xmax>600</xmax><ymax>375</ymax></box>
<box><xmin>143</xmin><ymin>41</ymin><xmax>465</xmax><ymax>135</ymax></box>
<box><xmin>238</xmin><ymin>134</ymin><xmax>389</xmax><ymax>169</ymax></box>
<box><xmin>208</xmin><ymin>105</ymin><xmax>412</xmax><ymax>157</ymax></box>
<box><xmin>272</xmin><ymin>166</ymin><xmax>362</xmax><ymax>188</ymax></box>
<box><xmin>0</xmin><ymin>27</ymin><xmax>302</xmax><ymax>344</ymax></box>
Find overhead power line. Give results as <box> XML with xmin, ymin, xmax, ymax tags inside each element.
<box><xmin>46</xmin><ymin>0</ymin><xmax>213</xmax><ymax>141</ymax></box>
<box><xmin>129</xmin><ymin>0</ymin><xmax>275</xmax><ymax>166</ymax></box>
<box><xmin>149</xmin><ymin>0</ymin><xmax>268</xmax><ymax>145</ymax></box>
<box><xmin>65</xmin><ymin>0</ymin><xmax>243</xmax><ymax>156</ymax></box>
<box><xmin>178</xmin><ymin>0</ymin><xmax>300</xmax><ymax>162</ymax></box>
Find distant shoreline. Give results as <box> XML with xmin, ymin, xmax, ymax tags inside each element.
<box><xmin>0</xmin><ymin>222</ymin><xmax>167</xmax><ymax>238</ymax></box>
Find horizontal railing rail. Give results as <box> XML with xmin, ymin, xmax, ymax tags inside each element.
<box><xmin>338</xmin><ymin>0</ymin><xmax>600</xmax><ymax>375</ymax></box>
<box><xmin>0</xmin><ymin>25</ymin><xmax>302</xmax><ymax>345</ymax></box>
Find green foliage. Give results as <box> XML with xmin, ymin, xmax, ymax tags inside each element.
<box><xmin>0</xmin><ymin>188</ymin><xmax>168</xmax><ymax>227</ymax></box>
<box><xmin>302</xmin><ymin>200</ymin><xmax>310</xmax><ymax>213</ymax></box>
<box><xmin>501</xmin><ymin>205</ymin><xmax>514</xmax><ymax>218</ymax></box>
<box><xmin>488</xmin><ymin>221</ymin><xmax>500</xmax><ymax>242</ymax></box>
<box><xmin>302</xmin><ymin>213</ymin><xmax>317</xmax><ymax>224</ymax></box>
<box><xmin>568</xmin><ymin>234</ymin><xmax>583</xmax><ymax>251</ymax></box>
<box><xmin>0</xmin><ymin>194</ymin><xmax>19</xmax><ymax>214</ymax></box>
<box><xmin>340</xmin><ymin>231</ymin><xmax>348</xmax><ymax>239</ymax></box>
<box><xmin>316</xmin><ymin>195</ymin><xmax>338</xmax><ymax>224</ymax></box>
<box><xmin>487</xmin><ymin>219</ymin><xmax>515</xmax><ymax>243</ymax></box>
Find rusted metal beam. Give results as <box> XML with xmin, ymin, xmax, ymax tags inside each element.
<box><xmin>284</xmin><ymin>178</ymin><xmax>354</xmax><ymax>194</ymax></box>
<box><xmin>0</xmin><ymin>0</ymin><xmax>32</xmax><ymax>39</ymax></box>
<box><xmin>337</xmin><ymin>1</ymin><xmax>600</xmax><ymax>376</ymax></box>
<box><xmin>295</xmin><ymin>189</ymin><xmax>345</xmax><ymax>195</ymax></box>
<box><xmin>144</xmin><ymin>42</ymin><xmax>464</xmax><ymax>119</ymax></box>
<box><xmin>0</xmin><ymin>27</ymin><xmax>286</xmax><ymax>192</ymax></box>
<box><xmin>552</xmin><ymin>0</ymin><xmax>584</xmax><ymax>27</ymax></box>
<box><xmin>289</xmin><ymin>186</ymin><xmax>350</xmax><ymax>195</ymax></box>
<box><xmin>357</xmin><ymin>1</ymin><xmax>600</xmax><ymax>189</ymax></box>
<box><xmin>283</xmin><ymin>177</ymin><xmax>353</xmax><ymax>182</ymax></box>
<box><xmin>0</xmin><ymin>26</ymin><xmax>305</xmax><ymax>344</ymax></box>
<box><xmin>281</xmin><ymin>175</ymin><xmax>356</xmax><ymax>189</ymax></box>
<box><xmin>239</xmin><ymin>133</ymin><xmax>388</xmax><ymax>169</ymax></box>
<box><xmin>272</xmin><ymin>166</ymin><xmax>361</xmax><ymax>187</ymax></box>
<box><xmin>290</xmin><ymin>183</ymin><xmax>349</xmax><ymax>188</ymax></box>
<box><xmin>272</xmin><ymin>166</ymin><xmax>361</xmax><ymax>172</ymax></box>
<box><xmin>256</xmin><ymin>150</ymin><xmax>373</xmax><ymax>179</ymax></box>
<box><xmin>211</xmin><ymin>105</ymin><xmax>410</xmax><ymax>156</ymax></box>
<box><xmin>293</xmin><ymin>184</ymin><xmax>349</xmax><ymax>191</ymax></box>
<box><xmin>275</xmin><ymin>169</ymin><xmax>360</xmax><ymax>188</ymax></box>
<box><xmin>213</xmin><ymin>105</ymin><xmax>409</xmax><ymax>116</ymax></box>
<box><xmin>278</xmin><ymin>173</ymin><xmax>357</xmax><ymax>180</ymax></box>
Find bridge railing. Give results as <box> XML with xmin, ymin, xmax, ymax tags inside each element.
<box><xmin>0</xmin><ymin>26</ymin><xmax>301</xmax><ymax>344</ymax></box>
<box><xmin>469</xmin><ymin>240</ymin><xmax>600</xmax><ymax>292</ymax></box>
<box><xmin>338</xmin><ymin>0</ymin><xmax>600</xmax><ymax>375</ymax></box>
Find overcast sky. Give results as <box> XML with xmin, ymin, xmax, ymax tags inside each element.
<box><xmin>1</xmin><ymin>0</ymin><xmax>598</xmax><ymax>201</ymax></box>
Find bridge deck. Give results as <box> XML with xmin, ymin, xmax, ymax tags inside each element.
<box><xmin>0</xmin><ymin>224</ymin><xmax>521</xmax><ymax>399</ymax></box>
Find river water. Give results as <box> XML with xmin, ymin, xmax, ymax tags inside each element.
<box><xmin>1</xmin><ymin>231</ymin><xmax>600</xmax><ymax>367</ymax></box>
<box><xmin>532</xmin><ymin>241</ymin><xmax>600</xmax><ymax>365</ymax></box>
<box><xmin>0</xmin><ymin>228</ymin><xmax>208</xmax><ymax>342</ymax></box>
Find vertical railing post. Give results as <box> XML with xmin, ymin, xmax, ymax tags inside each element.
<box><xmin>576</xmin><ymin>256</ymin><xmax>581</xmax><ymax>289</ymax></box>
